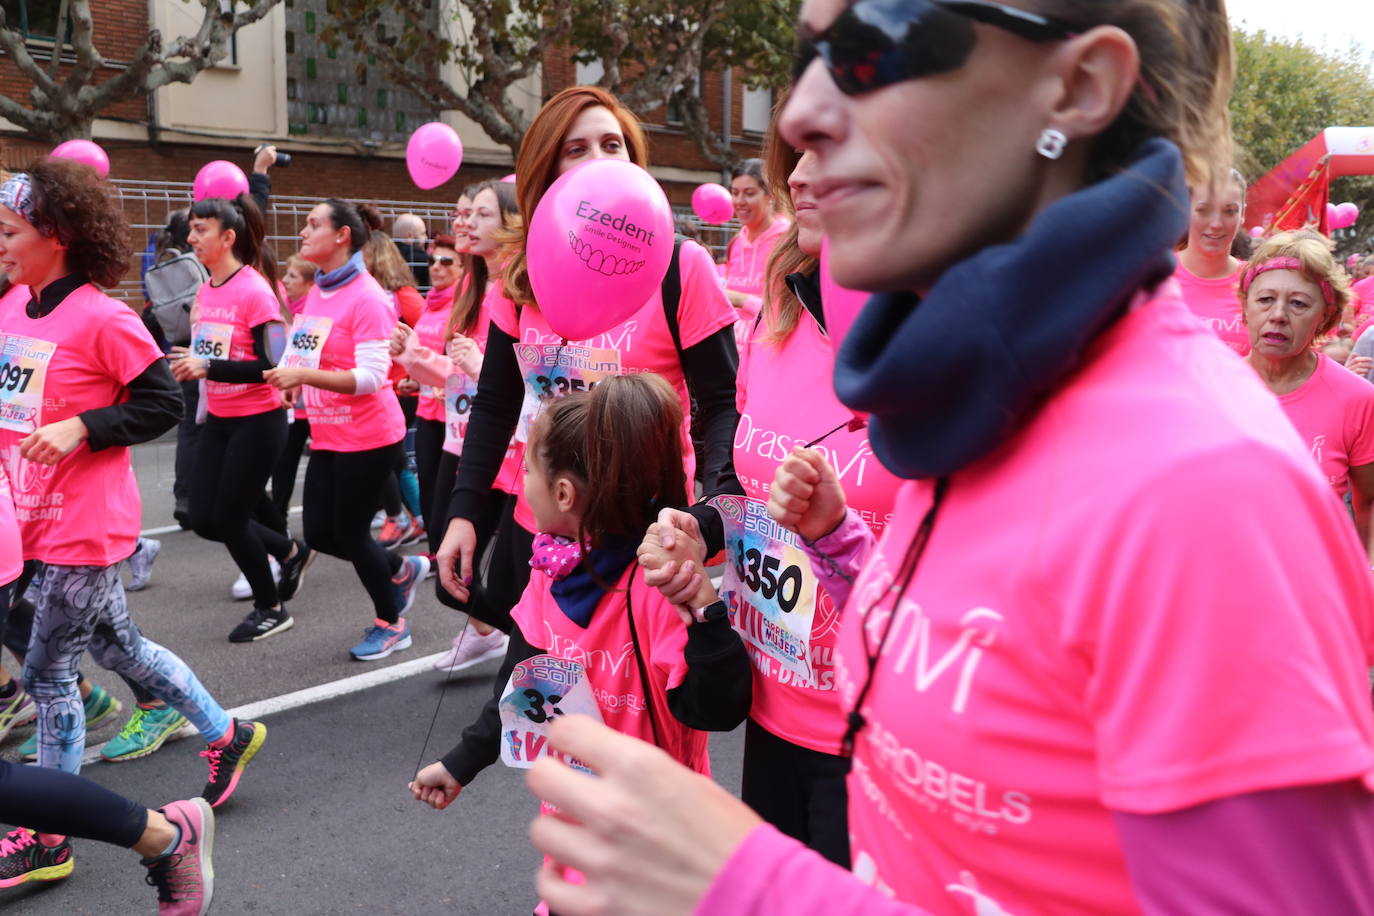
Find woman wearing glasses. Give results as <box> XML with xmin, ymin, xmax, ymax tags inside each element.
<box><xmin>525</xmin><ymin>1</ymin><xmax>1374</xmax><ymax>913</ymax></box>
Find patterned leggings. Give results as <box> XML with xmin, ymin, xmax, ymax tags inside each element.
<box><xmin>22</xmin><ymin>563</ymin><xmax>231</xmax><ymax>774</ymax></box>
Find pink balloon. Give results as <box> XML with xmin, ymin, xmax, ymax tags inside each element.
<box><xmin>527</xmin><ymin>159</ymin><xmax>675</xmax><ymax>341</ymax></box>
<box><xmin>1336</xmin><ymin>202</ymin><xmax>1360</xmax><ymax>229</ymax></box>
<box><xmin>691</xmin><ymin>183</ymin><xmax>734</xmax><ymax>224</ymax></box>
<box><xmin>1326</xmin><ymin>202</ymin><xmax>1340</xmax><ymax>227</ymax></box>
<box><xmin>501</xmin><ymin>173</ymin><xmax>517</xmax><ymax>184</ymax></box>
<box><xmin>406</xmin><ymin>123</ymin><xmax>463</xmax><ymax>190</ymax></box>
<box><xmin>1249</xmin><ymin>225</ymin><xmax>1264</xmax><ymax>238</ymax></box>
<box><xmin>192</xmin><ymin>160</ymin><xmax>249</xmax><ymax>202</ymax></box>
<box><xmin>51</xmin><ymin>139</ymin><xmax>109</xmax><ymax>177</ymax></box>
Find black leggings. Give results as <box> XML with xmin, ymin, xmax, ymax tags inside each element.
<box><xmin>0</xmin><ymin>760</ymin><xmax>146</xmax><ymax>847</ymax></box>
<box><xmin>740</xmin><ymin>719</ymin><xmax>851</xmax><ymax>867</ymax></box>
<box><xmin>189</xmin><ymin>409</ymin><xmax>293</xmax><ymax>608</ymax></box>
<box><xmin>304</xmin><ymin>442</ymin><xmax>406</xmax><ymax>623</ymax></box>
<box><xmin>271</xmin><ymin>414</ymin><xmax>311</xmax><ymax>518</ymax></box>
<box><xmin>414</xmin><ymin>417</ymin><xmax>446</xmax><ymax>542</ymax></box>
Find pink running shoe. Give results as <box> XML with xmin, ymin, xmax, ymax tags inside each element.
<box><xmin>143</xmin><ymin>798</ymin><xmax>215</xmax><ymax>915</ymax></box>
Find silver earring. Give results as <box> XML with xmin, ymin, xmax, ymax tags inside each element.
<box><xmin>1036</xmin><ymin>128</ymin><xmax>1067</xmax><ymax>161</ymax></box>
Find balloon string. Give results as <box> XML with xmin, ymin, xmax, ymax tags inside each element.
<box><xmin>413</xmin><ymin>613</ymin><xmax>472</xmax><ymax>778</ymax></box>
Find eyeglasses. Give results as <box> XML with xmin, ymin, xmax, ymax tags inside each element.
<box><xmin>428</xmin><ymin>255</ymin><xmax>456</xmax><ymax>267</ymax></box>
<box><xmin>794</xmin><ymin>0</ymin><xmax>1076</xmax><ymax>96</ymax></box>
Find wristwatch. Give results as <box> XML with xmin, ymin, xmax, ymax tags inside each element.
<box><xmin>690</xmin><ymin>599</ymin><xmax>728</xmax><ymax>625</ymax></box>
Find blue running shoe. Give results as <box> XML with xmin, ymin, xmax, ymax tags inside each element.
<box><xmin>350</xmin><ymin>618</ymin><xmax>412</xmax><ymax>661</ymax></box>
<box><xmin>389</xmin><ymin>555</ymin><xmax>430</xmax><ymax>619</ymax></box>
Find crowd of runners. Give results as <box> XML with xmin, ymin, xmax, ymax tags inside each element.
<box><xmin>4</xmin><ymin>0</ymin><xmax>1374</xmax><ymax>913</ymax></box>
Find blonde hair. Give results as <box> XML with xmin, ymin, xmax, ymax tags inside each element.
<box><xmin>363</xmin><ymin>230</ymin><xmax>418</xmax><ymax>292</ymax></box>
<box><xmin>1239</xmin><ymin>230</ymin><xmax>1353</xmax><ymax>337</ymax></box>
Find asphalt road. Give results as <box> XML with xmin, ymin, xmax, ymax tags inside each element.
<box><xmin>0</xmin><ymin>435</ymin><xmax>746</xmax><ymax>915</ymax></box>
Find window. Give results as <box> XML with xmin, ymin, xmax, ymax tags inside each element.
<box><xmin>394</xmin><ymin>111</ymin><xmax>405</xmax><ymax>132</ymax></box>
<box><xmin>1</xmin><ymin>0</ymin><xmax>67</xmax><ymax>41</ymax></box>
<box><xmin>306</xmin><ymin>57</ymin><xmax>317</xmax><ymax>79</ymax></box>
<box><xmin>575</xmin><ymin>59</ymin><xmax>604</xmax><ymax>86</ymax></box>
<box><xmin>286</xmin><ymin>77</ymin><xmax>297</xmax><ymax>100</ymax></box>
<box><xmin>285</xmin><ymin>30</ymin><xmax>294</xmax><ymax>54</ymax></box>
<box><xmin>376</xmin><ymin>89</ymin><xmax>387</xmax><ymax>108</ymax></box>
<box><xmin>666</xmin><ymin>72</ymin><xmax>703</xmax><ymax>127</ymax></box>
<box><xmin>742</xmin><ymin>85</ymin><xmax>772</xmax><ymax>135</ymax></box>
<box><xmin>338</xmin><ymin>83</ymin><xmax>349</xmax><ymax>104</ymax></box>
<box><xmin>358</xmin><ymin>108</ymin><xmax>368</xmax><ymax>128</ymax></box>
<box><xmin>305</xmin><ymin>11</ymin><xmax>316</xmax><ymax>34</ymax></box>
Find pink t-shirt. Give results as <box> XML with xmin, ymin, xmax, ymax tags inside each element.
<box><xmin>1275</xmin><ymin>353</ymin><xmax>1374</xmax><ymax>498</ymax></box>
<box><xmin>1354</xmin><ymin>276</ymin><xmax>1374</xmax><ymax>341</ymax></box>
<box><xmin>726</xmin><ymin>215</ymin><xmax>791</xmax><ymax>349</ymax></box>
<box><xmin>733</xmin><ymin>307</ymin><xmax>902</xmax><ymax>755</ymax></box>
<box><xmin>833</xmin><ymin>286</ymin><xmax>1374</xmax><ymax>913</ymax></box>
<box><xmin>0</xmin><ymin>283</ymin><xmax>163</xmax><ymax>566</ymax></box>
<box><xmin>511</xmin><ymin>564</ymin><xmax>710</xmax><ymax>775</ymax></box>
<box><xmin>410</xmin><ymin>284</ymin><xmax>459</xmax><ymax>423</ymax></box>
<box><xmin>194</xmin><ymin>265</ymin><xmax>282</xmax><ymax>418</ymax></box>
<box><xmin>297</xmin><ymin>271</ymin><xmax>406</xmax><ymax>453</ymax></box>
<box><xmin>1172</xmin><ymin>261</ymin><xmax>1248</xmax><ymax>355</ymax></box>
<box><xmin>493</xmin><ymin>239</ymin><xmax>736</xmax><ymax>530</ymax></box>
<box><xmin>0</xmin><ymin>458</ymin><xmax>20</xmax><ymax>587</ymax></box>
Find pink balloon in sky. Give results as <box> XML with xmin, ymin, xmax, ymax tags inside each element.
<box><xmin>691</xmin><ymin>183</ymin><xmax>734</xmax><ymax>224</ymax></box>
<box><xmin>406</xmin><ymin>123</ymin><xmax>464</xmax><ymax>190</ymax></box>
<box><xmin>501</xmin><ymin>173</ymin><xmax>517</xmax><ymax>184</ymax></box>
<box><xmin>1335</xmin><ymin>202</ymin><xmax>1360</xmax><ymax>229</ymax></box>
<box><xmin>51</xmin><ymin>139</ymin><xmax>110</xmax><ymax>177</ymax></box>
<box><xmin>1249</xmin><ymin>225</ymin><xmax>1264</xmax><ymax>239</ymax></box>
<box><xmin>193</xmin><ymin>160</ymin><xmax>249</xmax><ymax>202</ymax></box>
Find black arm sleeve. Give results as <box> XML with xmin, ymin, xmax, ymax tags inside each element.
<box><xmin>79</xmin><ymin>358</ymin><xmax>183</xmax><ymax>452</ymax></box>
<box><xmin>249</xmin><ymin>173</ymin><xmax>271</xmax><ymax>215</ymax></box>
<box><xmin>447</xmin><ymin>325</ymin><xmax>524</xmax><ymax>522</ymax></box>
<box><xmin>205</xmin><ymin>322</ymin><xmax>277</xmax><ymax>384</ymax></box>
<box><xmin>679</xmin><ymin>324</ymin><xmax>745</xmax><ymax>554</ymax></box>
<box><xmin>666</xmin><ymin>616</ymin><xmax>752</xmax><ymax>731</ymax></box>
<box><xmin>440</xmin><ymin>627</ymin><xmax>543</xmax><ymax>786</ymax></box>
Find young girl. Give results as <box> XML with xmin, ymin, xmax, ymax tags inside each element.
<box><xmin>265</xmin><ymin>199</ymin><xmax>428</xmax><ymax>661</ymax></box>
<box><xmin>409</xmin><ymin>375</ymin><xmax>749</xmax><ymax>843</ymax></box>
<box><xmin>170</xmin><ymin>193</ymin><xmax>311</xmax><ymax>643</ymax></box>
<box><xmin>393</xmin><ymin>180</ymin><xmax>521</xmax><ymax>672</ymax></box>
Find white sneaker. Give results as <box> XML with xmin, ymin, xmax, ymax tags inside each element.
<box><xmin>231</xmin><ymin>555</ymin><xmax>282</xmax><ymax>601</ymax></box>
<box><xmin>125</xmin><ymin>537</ymin><xmax>161</xmax><ymax>592</ymax></box>
<box><xmin>433</xmin><ymin>628</ymin><xmax>509</xmax><ymax>674</ymax></box>
<box><xmin>370</xmin><ymin>510</ymin><xmax>387</xmax><ymax>530</ymax></box>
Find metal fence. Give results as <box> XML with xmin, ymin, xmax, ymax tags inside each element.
<box><xmin>109</xmin><ymin>178</ymin><xmax>740</xmax><ymax>304</ymax></box>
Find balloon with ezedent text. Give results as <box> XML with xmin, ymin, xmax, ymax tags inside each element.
<box><xmin>406</xmin><ymin>122</ymin><xmax>464</xmax><ymax>190</ymax></box>
<box><xmin>527</xmin><ymin>159</ymin><xmax>675</xmax><ymax>341</ymax></box>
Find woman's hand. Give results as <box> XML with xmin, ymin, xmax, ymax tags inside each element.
<box><xmin>389</xmin><ymin>321</ymin><xmax>414</xmax><ymax>358</ymax></box>
<box><xmin>437</xmin><ymin>516</ymin><xmax>477</xmax><ymax>602</ymax></box>
<box><xmin>168</xmin><ymin>349</ymin><xmax>208</xmax><ymax>382</ymax></box>
<box><xmin>447</xmin><ymin>335</ymin><xmax>483</xmax><ymax>378</ymax></box>
<box><xmin>1347</xmin><ymin>354</ymin><xmax>1373</xmax><ymax>377</ymax></box>
<box><xmin>396</xmin><ymin>377</ymin><xmax>419</xmax><ymax>396</ymax></box>
<box><xmin>767</xmin><ymin>447</ymin><xmax>848</xmax><ymax>542</ymax></box>
<box><xmin>264</xmin><ymin>366</ymin><xmax>310</xmax><ymax>391</ymax></box>
<box><xmin>726</xmin><ymin>288</ymin><xmax>750</xmax><ymax>309</ymax></box>
<box><xmin>409</xmin><ymin>762</ymin><xmax>462</xmax><ymax>810</ymax></box>
<box><xmin>639</xmin><ymin>509</ymin><xmax>709</xmax><ymax>607</ymax></box>
<box><xmin>19</xmin><ymin>417</ymin><xmax>89</xmax><ymax>465</ymax></box>
<box><xmin>527</xmin><ymin>716</ymin><xmax>761</xmax><ymax>916</ymax></box>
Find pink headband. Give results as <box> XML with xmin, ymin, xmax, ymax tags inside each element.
<box><xmin>1240</xmin><ymin>256</ymin><xmax>1335</xmax><ymax>306</ymax></box>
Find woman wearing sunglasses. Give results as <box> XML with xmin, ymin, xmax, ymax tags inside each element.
<box><xmin>525</xmin><ymin>1</ymin><xmax>1374</xmax><ymax>913</ymax></box>
<box><xmin>434</xmin><ymin>86</ymin><xmax>741</xmax><ymax>633</ymax></box>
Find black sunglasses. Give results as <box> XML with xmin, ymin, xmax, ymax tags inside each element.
<box><xmin>428</xmin><ymin>255</ymin><xmax>456</xmax><ymax>266</ymax></box>
<box><xmin>795</xmin><ymin>0</ymin><xmax>1077</xmax><ymax>96</ymax></box>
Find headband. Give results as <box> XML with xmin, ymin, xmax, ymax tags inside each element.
<box><xmin>1240</xmin><ymin>256</ymin><xmax>1335</xmax><ymax>306</ymax></box>
<box><xmin>0</xmin><ymin>173</ymin><xmax>50</xmax><ymax>236</ymax></box>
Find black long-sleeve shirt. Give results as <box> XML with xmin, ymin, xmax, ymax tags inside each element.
<box><xmin>27</xmin><ymin>274</ymin><xmax>182</xmax><ymax>449</ymax></box>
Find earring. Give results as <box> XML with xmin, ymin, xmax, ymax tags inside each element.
<box><xmin>1036</xmin><ymin>128</ymin><xmax>1067</xmax><ymax>161</ymax></box>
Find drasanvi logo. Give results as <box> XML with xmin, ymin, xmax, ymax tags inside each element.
<box><xmin>1310</xmin><ymin>434</ymin><xmax>1326</xmax><ymax>467</ymax></box>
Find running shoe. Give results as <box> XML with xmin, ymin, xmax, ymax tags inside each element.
<box><xmin>350</xmin><ymin>618</ymin><xmax>412</xmax><ymax>661</ymax></box>
<box><xmin>276</xmin><ymin>539</ymin><xmax>316</xmax><ymax>602</ymax></box>
<box><xmin>201</xmin><ymin>720</ymin><xmax>267</xmax><ymax>808</ymax></box>
<box><xmin>230</xmin><ymin>556</ymin><xmax>281</xmax><ymax>602</ymax></box>
<box><xmin>227</xmin><ymin>605</ymin><xmax>294</xmax><ymax>643</ymax></box>
<box><xmin>433</xmin><ymin>628</ymin><xmax>509</xmax><ymax>674</ymax></box>
<box><xmin>0</xmin><ymin>828</ymin><xmax>73</xmax><ymax>888</ymax></box>
<box><xmin>0</xmin><ymin>683</ymin><xmax>35</xmax><ymax>742</ymax></box>
<box><xmin>125</xmin><ymin>537</ymin><xmax>162</xmax><ymax>591</ymax></box>
<box><xmin>390</xmin><ymin>555</ymin><xmax>430</xmax><ymax>619</ymax></box>
<box><xmin>143</xmin><ymin>798</ymin><xmax>215</xmax><ymax>916</ymax></box>
<box><xmin>397</xmin><ymin>518</ymin><xmax>427</xmax><ymax>547</ymax></box>
<box><xmin>370</xmin><ymin>509</ymin><xmax>387</xmax><ymax>529</ymax></box>
<box><xmin>17</xmin><ymin>683</ymin><xmax>123</xmax><ymax>761</ymax></box>
<box><xmin>376</xmin><ymin>515</ymin><xmax>410</xmax><ymax>548</ymax></box>
<box><xmin>101</xmin><ymin>705</ymin><xmax>190</xmax><ymax>763</ymax></box>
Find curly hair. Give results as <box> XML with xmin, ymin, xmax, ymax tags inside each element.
<box><xmin>26</xmin><ymin>157</ymin><xmax>132</xmax><ymax>288</ymax></box>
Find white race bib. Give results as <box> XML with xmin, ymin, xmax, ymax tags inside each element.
<box><xmin>0</xmin><ymin>334</ymin><xmax>56</xmax><ymax>434</ymax></box>
<box><xmin>513</xmin><ymin>343</ymin><xmax>621</xmax><ymax>443</ymax></box>
<box><xmin>279</xmin><ymin>315</ymin><xmax>333</xmax><ymax>370</ymax></box>
<box><xmin>498</xmin><ymin>654</ymin><xmax>603</xmax><ymax>770</ymax></box>
<box><xmin>190</xmin><ymin>321</ymin><xmax>233</xmax><ymax>360</ymax></box>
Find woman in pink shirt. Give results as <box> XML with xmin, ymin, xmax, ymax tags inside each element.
<box><xmin>523</xmin><ymin>2</ymin><xmax>1374</xmax><ymax>914</ymax></box>
<box><xmin>1240</xmin><ymin>231</ymin><xmax>1374</xmax><ymax>558</ymax></box>
<box><xmin>1173</xmin><ymin>168</ymin><xmax>1249</xmax><ymax>355</ymax></box>
<box><xmin>725</xmin><ymin>159</ymin><xmax>792</xmax><ymax>332</ymax></box>
<box><xmin>169</xmin><ymin>193</ymin><xmax>311</xmax><ymax>644</ymax></box>
<box><xmin>265</xmin><ymin>200</ymin><xmax>428</xmax><ymax>662</ymax></box>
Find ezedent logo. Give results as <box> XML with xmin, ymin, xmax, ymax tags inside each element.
<box><xmin>575</xmin><ymin>200</ymin><xmax>658</xmax><ymax>246</ymax></box>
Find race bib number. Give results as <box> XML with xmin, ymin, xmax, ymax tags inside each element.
<box><xmin>190</xmin><ymin>321</ymin><xmax>233</xmax><ymax>360</ymax></box>
<box><xmin>710</xmin><ymin>495</ymin><xmax>819</xmax><ymax>681</ymax></box>
<box><xmin>499</xmin><ymin>654</ymin><xmax>603</xmax><ymax>770</ymax></box>
<box><xmin>279</xmin><ymin>316</ymin><xmax>333</xmax><ymax>370</ymax></box>
<box><xmin>513</xmin><ymin>343</ymin><xmax>621</xmax><ymax>442</ymax></box>
<box><xmin>0</xmin><ymin>334</ymin><xmax>56</xmax><ymax>434</ymax></box>
<box><xmin>443</xmin><ymin>373</ymin><xmax>479</xmax><ymax>452</ymax></box>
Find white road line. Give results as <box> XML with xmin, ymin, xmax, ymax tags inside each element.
<box><xmin>81</xmin><ymin>650</ymin><xmax>448</xmax><ymax>766</ymax></box>
<box><xmin>139</xmin><ymin>505</ymin><xmax>301</xmax><ymax>537</ymax></box>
